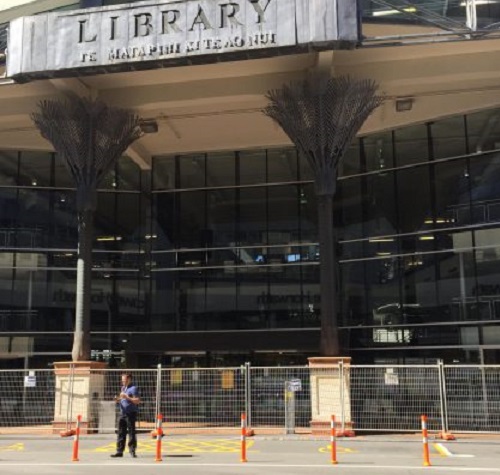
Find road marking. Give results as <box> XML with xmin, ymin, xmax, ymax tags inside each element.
<box><xmin>318</xmin><ymin>445</ymin><xmax>357</xmax><ymax>454</ymax></box>
<box><xmin>0</xmin><ymin>463</ymin><xmax>497</xmax><ymax>471</ymax></box>
<box><xmin>94</xmin><ymin>439</ymin><xmax>255</xmax><ymax>454</ymax></box>
<box><xmin>434</xmin><ymin>443</ymin><xmax>475</xmax><ymax>458</ymax></box>
<box><xmin>0</xmin><ymin>443</ymin><xmax>24</xmax><ymax>452</ymax></box>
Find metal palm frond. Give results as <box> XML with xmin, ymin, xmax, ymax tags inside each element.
<box><xmin>264</xmin><ymin>76</ymin><xmax>383</xmax><ymax>195</ymax></box>
<box><xmin>31</xmin><ymin>95</ymin><xmax>142</xmax><ymax>207</ymax></box>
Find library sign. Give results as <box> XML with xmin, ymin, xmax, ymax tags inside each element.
<box><xmin>7</xmin><ymin>0</ymin><xmax>358</xmax><ymax>81</ymax></box>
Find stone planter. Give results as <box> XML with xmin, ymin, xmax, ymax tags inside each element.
<box><xmin>52</xmin><ymin>361</ymin><xmax>107</xmax><ymax>434</ymax></box>
<box><xmin>308</xmin><ymin>357</ymin><xmax>354</xmax><ymax>436</ymax></box>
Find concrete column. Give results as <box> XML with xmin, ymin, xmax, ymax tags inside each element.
<box><xmin>53</xmin><ymin>361</ymin><xmax>107</xmax><ymax>434</ymax></box>
<box><xmin>308</xmin><ymin>356</ymin><xmax>354</xmax><ymax>435</ymax></box>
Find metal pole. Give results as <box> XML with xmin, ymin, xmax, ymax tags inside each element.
<box><xmin>437</xmin><ymin>360</ymin><xmax>447</xmax><ymax>434</ymax></box>
<box><xmin>458</xmin><ymin>252</ymin><xmax>468</xmax><ymax>320</ymax></box>
<box><xmin>479</xmin><ymin>349</ymin><xmax>489</xmax><ymax>426</ymax></box>
<box><xmin>155</xmin><ymin>363</ymin><xmax>162</xmax><ymax>419</ymax></box>
<box><xmin>339</xmin><ymin>361</ymin><xmax>345</xmax><ymax>434</ymax></box>
<box><xmin>467</xmin><ymin>0</ymin><xmax>477</xmax><ymax>32</ymax></box>
<box><xmin>245</xmin><ymin>362</ymin><xmax>251</xmax><ymax>429</ymax></box>
<box><xmin>66</xmin><ymin>363</ymin><xmax>75</xmax><ymax>431</ymax></box>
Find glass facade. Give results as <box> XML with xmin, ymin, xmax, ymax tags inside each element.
<box><xmin>361</xmin><ymin>0</ymin><xmax>500</xmax><ymax>28</ymax></box>
<box><xmin>5</xmin><ymin>109</ymin><xmax>500</xmax><ymax>365</ymax></box>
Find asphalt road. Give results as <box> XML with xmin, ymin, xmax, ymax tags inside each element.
<box><xmin>1</xmin><ymin>434</ymin><xmax>500</xmax><ymax>474</ymax></box>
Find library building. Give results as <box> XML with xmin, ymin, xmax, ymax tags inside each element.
<box><xmin>2</xmin><ymin>0</ymin><xmax>500</xmax><ymax>367</ymax></box>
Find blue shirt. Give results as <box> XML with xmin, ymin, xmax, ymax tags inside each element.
<box><xmin>119</xmin><ymin>384</ymin><xmax>139</xmax><ymax>415</ymax></box>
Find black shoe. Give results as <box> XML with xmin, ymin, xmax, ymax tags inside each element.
<box><xmin>110</xmin><ymin>453</ymin><xmax>123</xmax><ymax>458</ymax></box>
<box><xmin>130</xmin><ymin>452</ymin><xmax>137</xmax><ymax>458</ymax></box>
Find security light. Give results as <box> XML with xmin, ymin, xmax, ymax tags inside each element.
<box><xmin>139</xmin><ymin>119</ymin><xmax>159</xmax><ymax>134</ymax></box>
<box><xmin>395</xmin><ymin>97</ymin><xmax>414</xmax><ymax>112</ymax></box>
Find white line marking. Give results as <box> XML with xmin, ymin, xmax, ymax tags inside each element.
<box><xmin>0</xmin><ymin>463</ymin><xmax>496</xmax><ymax>471</ymax></box>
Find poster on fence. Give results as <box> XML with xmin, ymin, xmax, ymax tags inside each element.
<box><xmin>24</xmin><ymin>375</ymin><xmax>36</xmax><ymax>387</ymax></box>
<box><xmin>384</xmin><ymin>369</ymin><xmax>399</xmax><ymax>386</ymax></box>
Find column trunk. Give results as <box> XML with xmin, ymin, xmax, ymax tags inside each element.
<box><xmin>317</xmin><ymin>194</ymin><xmax>340</xmax><ymax>356</ymax></box>
<box><xmin>72</xmin><ymin>208</ymin><xmax>94</xmax><ymax>361</ymax></box>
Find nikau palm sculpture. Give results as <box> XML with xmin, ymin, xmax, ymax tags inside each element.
<box><xmin>264</xmin><ymin>76</ymin><xmax>382</xmax><ymax>356</ymax></box>
<box><xmin>32</xmin><ymin>96</ymin><xmax>142</xmax><ymax>361</ymax></box>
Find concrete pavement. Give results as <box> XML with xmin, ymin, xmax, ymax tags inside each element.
<box><xmin>1</xmin><ymin>433</ymin><xmax>500</xmax><ymax>474</ymax></box>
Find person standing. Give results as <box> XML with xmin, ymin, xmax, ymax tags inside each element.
<box><xmin>111</xmin><ymin>373</ymin><xmax>140</xmax><ymax>458</ymax></box>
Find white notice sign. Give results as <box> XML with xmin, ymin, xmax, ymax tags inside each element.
<box><xmin>24</xmin><ymin>375</ymin><xmax>36</xmax><ymax>387</ymax></box>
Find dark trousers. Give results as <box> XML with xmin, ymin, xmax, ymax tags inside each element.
<box><xmin>116</xmin><ymin>412</ymin><xmax>137</xmax><ymax>454</ymax></box>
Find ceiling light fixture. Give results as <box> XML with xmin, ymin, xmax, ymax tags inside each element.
<box><xmin>395</xmin><ymin>97</ymin><xmax>414</xmax><ymax>112</ymax></box>
<box><xmin>139</xmin><ymin>119</ymin><xmax>159</xmax><ymax>134</ymax></box>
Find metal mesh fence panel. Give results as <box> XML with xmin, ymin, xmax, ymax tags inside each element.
<box><xmin>249</xmin><ymin>366</ymin><xmax>311</xmax><ymax>433</ymax></box>
<box><xmin>350</xmin><ymin>365</ymin><xmax>443</xmax><ymax>432</ymax></box>
<box><xmin>159</xmin><ymin>367</ymin><xmax>246</xmax><ymax>430</ymax></box>
<box><xmin>51</xmin><ymin>368</ymin><xmax>159</xmax><ymax>434</ymax></box>
<box><xmin>0</xmin><ymin>370</ymin><xmax>55</xmax><ymax>431</ymax></box>
<box><xmin>5</xmin><ymin>364</ymin><xmax>500</xmax><ymax>435</ymax></box>
<box><xmin>444</xmin><ymin>365</ymin><xmax>500</xmax><ymax>432</ymax></box>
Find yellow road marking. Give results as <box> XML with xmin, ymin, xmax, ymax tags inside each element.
<box><xmin>94</xmin><ymin>439</ymin><xmax>255</xmax><ymax>454</ymax></box>
<box><xmin>318</xmin><ymin>445</ymin><xmax>357</xmax><ymax>454</ymax></box>
<box><xmin>433</xmin><ymin>443</ymin><xmax>450</xmax><ymax>457</ymax></box>
<box><xmin>0</xmin><ymin>443</ymin><xmax>24</xmax><ymax>452</ymax></box>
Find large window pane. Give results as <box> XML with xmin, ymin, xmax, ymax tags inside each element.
<box><xmin>153</xmin><ymin>156</ymin><xmax>176</xmax><ymax>191</ymax></box>
<box><xmin>118</xmin><ymin>157</ymin><xmax>141</xmax><ymax>191</ymax></box>
<box><xmin>267</xmin><ymin>265</ymin><xmax>303</xmax><ymax>328</ymax></box>
<box><xmin>437</xmin><ymin>245</ymin><xmax>476</xmax><ymax>322</ymax></box>
<box><xmin>179</xmin><ymin>154</ymin><xmax>205</xmax><ymax>189</ymax></box>
<box><xmin>115</xmin><ymin>192</ymin><xmax>142</xmax><ymax>249</ymax></box>
<box><xmin>362</xmin><ymin>133</ymin><xmax>394</xmax><ymax>173</ymax></box>
<box><xmin>341</xmin><ymin>257</ymin><xmax>401</xmax><ymax>328</ymax></box>
<box><xmin>267</xmin><ymin>148</ymin><xmax>298</xmax><ymax>183</ymax></box>
<box><xmin>337</xmin><ymin>176</ymin><xmax>364</xmax><ymax>241</ymax></box>
<box><xmin>152</xmin><ymin>193</ymin><xmax>176</xmax><ymax>249</ymax></box>
<box><xmin>240</xmin><ymin>150</ymin><xmax>266</xmax><ymax>185</ymax></box>
<box><xmin>0</xmin><ymin>190</ymin><xmax>18</xmax><ymax>237</ymax></box>
<box><xmin>363</xmin><ymin>172</ymin><xmax>398</xmax><ymax>238</ymax></box>
<box><xmin>94</xmin><ymin>192</ymin><xmax>117</xmax><ymax>250</ymax></box>
<box><xmin>395</xmin><ymin>124</ymin><xmax>428</xmax><ymax>166</ymax></box>
<box><xmin>207</xmin><ymin>188</ymin><xmax>235</xmax><ymax>247</ymax></box>
<box><xmin>339</xmin><ymin>142</ymin><xmax>361</xmax><ymax>177</ymax></box>
<box><xmin>19</xmin><ymin>151</ymin><xmax>52</xmax><ymax>187</ymax></box>
<box><xmin>0</xmin><ymin>151</ymin><xmax>18</xmax><ymax>186</ymax></box>
<box><xmin>469</xmin><ymin>152</ymin><xmax>500</xmax><ymax>225</ymax></box>
<box><xmin>206</xmin><ymin>152</ymin><xmax>235</xmax><ymax>187</ymax></box>
<box><xmin>466</xmin><ymin>109</ymin><xmax>500</xmax><ymax>154</ymax></box>
<box><xmin>16</xmin><ymin>190</ymin><xmax>52</xmax><ymax>247</ymax></box>
<box><xmin>268</xmin><ymin>185</ymin><xmax>299</xmax><ymax>244</ymax></box>
<box><xmin>178</xmin><ymin>191</ymin><xmax>206</xmax><ymax>247</ymax></box>
<box><xmin>474</xmin><ymin>229</ymin><xmax>500</xmax><ymax>321</ymax></box>
<box><xmin>397</xmin><ymin>166</ymin><xmax>431</xmax><ymax>234</ymax></box>
<box><xmin>431</xmin><ymin>116</ymin><xmax>466</xmax><ymax>160</ymax></box>
<box><xmin>52</xmin><ymin>191</ymin><xmax>78</xmax><ymax>248</ymax></box>
<box><xmin>433</xmin><ymin>158</ymin><xmax>470</xmax><ymax>228</ymax></box>
<box><xmin>206</xmin><ymin>268</ymin><xmax>236</xmax><ymax>329</ymax></box>
<box><xmin>299</xmin><ymin>183</ymin><xmax>317</xmax><ymax>243</ymax></box>
<box><xmin>179</xmin><ymin>270</ymin><xmax>206</xmax><ymax>330</ymax></box>
<box><xmin>237</xmin><ymin>267</ymin><xmax>268</xmax><ymax>329</ymax></box>
<box><xmin>301</xmin><ymin>265</ymin><xmax>320</xmax><ymax>327</ymax></box>
<box><xmin>238</xmin><ymin>187</ymin><xmax>267</xmax><ymax>246</ymax></box>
